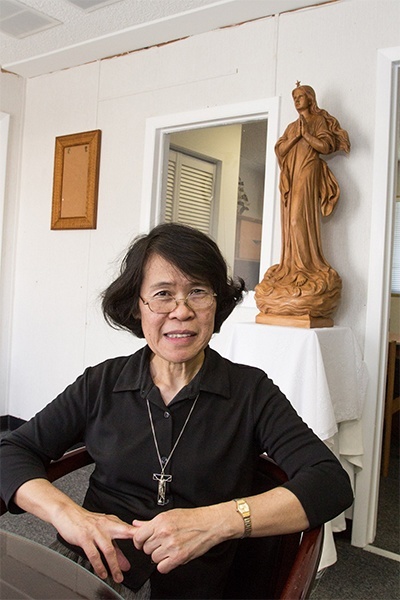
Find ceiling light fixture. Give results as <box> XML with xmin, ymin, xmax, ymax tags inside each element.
<box><xmin>64</xmin><ymin>0</ymin><xmax>125</xmax><ymax>12</ymax></box>
<box><xmin>0</xmin><ymin>0</ymin><xmax>60</xmax><ymax>39</ymax></box>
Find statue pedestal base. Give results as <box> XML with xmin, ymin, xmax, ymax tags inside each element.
<box><xmin>255</xmin><ymin>313</ymin><xmax>334</xmax><ymax>329</ymax></box>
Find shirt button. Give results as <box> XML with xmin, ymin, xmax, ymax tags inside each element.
<box><xmin>163</xmin><ymin>411</ymin><xmax>170</xmax><ymax>418</ymax></box>
<box><xmin>161</xmin><ymin>456</ymin><xmax>168</xmax><ymax>465</ymax></box>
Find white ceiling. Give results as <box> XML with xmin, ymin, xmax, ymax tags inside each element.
<box><xmin>0</xmin><ymin>0</ymin><xmax>334</xmax><ymax>78</ymax></box>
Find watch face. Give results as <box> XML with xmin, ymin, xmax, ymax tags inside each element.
<box><xmin>237</xmin><ymin>500</ymin><xmax>249</xmax><ymax>515</ymax></box>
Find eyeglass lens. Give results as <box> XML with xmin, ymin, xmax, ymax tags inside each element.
<box><xmin>148</xmin><ymin>292</ymin><xmax>215</xmax><ymax>313</ymax></box>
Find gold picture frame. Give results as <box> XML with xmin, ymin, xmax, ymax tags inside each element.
<box><xmin>51</xmin><ymin>130</ymin><xmax>101</xmax><ymax>230</ymax></box>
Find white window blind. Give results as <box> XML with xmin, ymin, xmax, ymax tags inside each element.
<box><xmin>165</xmin><ymin>149</ymin><xmax>217</xmax><ymax>236</ymax></box>
<box><xmin>165</xmin><ymin>157</ymin><xmax>175</xmax><ymax>223</ymax></box>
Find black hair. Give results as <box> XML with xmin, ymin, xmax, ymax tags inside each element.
<box><xmin>102</xmin><ymin>222</ymin><xmax>246</xmax><ymax>337</ymax></box>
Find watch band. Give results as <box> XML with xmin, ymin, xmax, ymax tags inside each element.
<box><xmin>234</xmin><ymin>498</ymin><xmax>252</xmax><ymax>538</ymax></box>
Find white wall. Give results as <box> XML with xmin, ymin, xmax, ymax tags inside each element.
<box><xmin>1</xmin><ymin>0</ymin><xmax>399</xmax><ymax>424</ymax></box>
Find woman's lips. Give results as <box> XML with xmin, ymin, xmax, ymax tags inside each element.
<box><xmin>164</xmin><ymin>331</ymin><xmax>195</xmax><ymax>339</ymax></box>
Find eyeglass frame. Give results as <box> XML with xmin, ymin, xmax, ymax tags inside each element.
<box><xmin>140</xmin><ymin>291</ymin><xmax>217</xmax><ymax>314</ymax></box>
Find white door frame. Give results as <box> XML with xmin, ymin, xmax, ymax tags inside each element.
<box><xmin>140</xmin><ymin>98</ymin><xmax>280</xmax><ymax>279</ymax></box>
<box><xmin>0</xmin><ymin>112</ymin><xmax>10</xmax><ymax>278</ymax></box>
<box><xmin>352</xmin><ymin>46</ymin><xmax>400</xmax><ymax>547</ymax></box>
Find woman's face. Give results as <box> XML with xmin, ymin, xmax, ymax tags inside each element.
<box><xmin>138</xmin><ymin>254</ymin><xmax>217</xmax><ymax>366</ymax></box>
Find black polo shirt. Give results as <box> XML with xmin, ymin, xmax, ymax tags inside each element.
<box><xmin>0</xmin><ymin>346</ymin><xmax>353</xmax><ymax>598</ymax></box>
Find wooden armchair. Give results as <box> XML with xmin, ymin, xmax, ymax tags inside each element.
<box><xmin>0</xmin><ymin>447</ymin><xmax>323</xmax><ymax>600</ymax></box>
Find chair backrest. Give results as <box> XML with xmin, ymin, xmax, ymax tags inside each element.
<box><xmin>223</xmin><ymin>454</ymin><xmax>323</xmax><ymax>600</ymax></box>
<box><xmin>0</xmin><ymin>448</ymin><xmax>323</xmax><ymax>599</ymax></box>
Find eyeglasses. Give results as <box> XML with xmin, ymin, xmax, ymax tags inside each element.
<box><xmin>140</xmin><ymin>291</ymin><xmax>217</xmax><ymax>314</ymax></box>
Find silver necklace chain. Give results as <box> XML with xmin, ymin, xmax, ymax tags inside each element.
<box><xmin>146</xmin><ymin>393</ymin><xmax>199</xmax><ymax>505</ymax></box>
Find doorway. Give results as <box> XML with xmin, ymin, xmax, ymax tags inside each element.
<box><xmin>372</xmin><ymin>71</ymin><xmax>400</xmax><ymax>558</ymax></box>
<box><xmin>352</xmin><ymin>47</ymin><xmax>400</xmax><ymax>551</ymax></box>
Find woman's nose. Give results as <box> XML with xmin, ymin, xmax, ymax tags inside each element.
<box><xmin>169</xmin><ymin>298</ymin><xmax>194</xmax><ymax>317</ymax></box>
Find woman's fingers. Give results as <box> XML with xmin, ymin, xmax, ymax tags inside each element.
<box><xmin>132</xmin><ymin>508</ymin><xmax>216</xmax><ymax>573</ymax></box>
<box><xmin>58</xmin><ymin>510</ymin><xmax>134</xmax><ymax>583</ymax></box>
<box><xmin>80</xmin><ymin>530</ymin><xmax>132</xmax><ymax>583</ymax></box>
<box><xmin>83</xmin><ymin>540</ymin><xmax>110</xmax><ymax>580</ymax></box>
<box><xmin>114</xmin><ymin>542</ymin><xmax>132</xmax><ymax>572</ymax></box>
<box><xmin>87</xmin><ymin>516</ymin><xmax>133</xmax><ymax>582</ymax></box>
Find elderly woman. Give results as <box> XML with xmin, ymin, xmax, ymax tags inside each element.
<box><xmin>0</xmin><ymin>223</ymin><xmax>353</xmax><ymax>599</ymax></box>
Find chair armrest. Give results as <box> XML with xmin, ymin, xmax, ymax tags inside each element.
<box><xmin>257</xmin><ymin>454</ymin><xmax>288</xmax><ymax>485</ymax></box>
<box><xmin>279</xmin><ymin>525</ymin><xmax>324</xmax><ymax>600</ymax></box>
<box><xmin>47</xmin><ymin>446</ymin><xmax>94</xmax><ymax>482</ymax></box>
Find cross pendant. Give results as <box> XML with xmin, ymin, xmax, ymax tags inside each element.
<box><xmin>153</xmin><ymin>473</ymin><xmax>173</xmax><ymax>505</ymax></box>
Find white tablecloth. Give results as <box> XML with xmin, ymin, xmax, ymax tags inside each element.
<box><xmin>210</xmin><ymin>297</ymin><xmax>368</xmax><ymax>568</ymax></box>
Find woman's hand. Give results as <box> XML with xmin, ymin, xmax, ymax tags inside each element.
<box><xmin>53</xmin><ymin>504</ymin><xmax>134</xmax><ymax>582</ymax></box>
<box><xmin>132</xmin><ymin>505</ymin><xmax>236</xmax><ymax>574</ymax></box>
<box><xmin>14</xmin><ymin>479</ymin><xmax>135</xmax><ymax>583</ymax></box>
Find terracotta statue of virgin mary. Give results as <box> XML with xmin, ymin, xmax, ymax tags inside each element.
<box><xmin>255</xmin><ymin>84</ymin><xmax>350</xmax><ymax>327</ymax></box>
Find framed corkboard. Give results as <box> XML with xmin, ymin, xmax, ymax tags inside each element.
<box><xmin>51</xmin><ymin>130</ymin><xmax>101</xmax><ymax>230</ymax></box>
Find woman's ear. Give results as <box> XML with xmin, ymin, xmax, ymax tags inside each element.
<box><xmin>131</xmin><ymin>301</ymin><xmax>141</xmax><ymax>320</ymax></box>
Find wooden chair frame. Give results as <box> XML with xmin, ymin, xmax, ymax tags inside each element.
<box><xmin>0</xmin><ymin>447</ymin><xmax>323</xmax><ymax>599</ymax></box>
<box><xmin>382</xmin><ymin>339</ymin><xmax>400</xmax><ymax>477</ymax></box>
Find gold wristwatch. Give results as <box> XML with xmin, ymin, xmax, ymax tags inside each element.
<box><xmin>234</xmin><ymin>498</ymin><xmax>252</xmax><ymax>538</ymax></box>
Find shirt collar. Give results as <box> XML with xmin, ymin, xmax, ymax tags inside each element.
<box><xmin>112</xmin><ymin>345</ymin><xmax>232</xmax><ymax>401</ymax></box>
